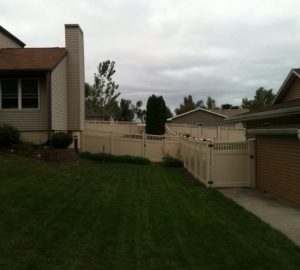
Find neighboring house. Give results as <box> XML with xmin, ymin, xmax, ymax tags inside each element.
<box><xmin>167</xmin><ymin>107</ymin><xmax>248</xmax><ymax>127</ymax></box>
<box><xmin>227</xmin><ymin>69</ymin><xmax>300</xmax><ymax>207</ymax></box>
<box><xmin>0</xmin><ymin>25</ymin><xmax>85</xmax><ymax>148</ymax></box>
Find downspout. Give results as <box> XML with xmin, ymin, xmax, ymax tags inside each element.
<box><xmin>46</xmin><ymin>71</ymin><xmax>52</xmax><ymax>143</ymax></box>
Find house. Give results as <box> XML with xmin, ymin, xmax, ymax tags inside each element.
<box><xmin>0</xmin><ymin>24</ymin><xmax>85</xmax><ymax>148</ymax></box>
<box><xmin>167</xmin><ymin>107</ymin><xmax>248</xmax><ymax>127</ymax></box>
<box><xmin>227</xmin><ymin>69</ymin><xmax>300</xmax><ymax>207</ymax></box>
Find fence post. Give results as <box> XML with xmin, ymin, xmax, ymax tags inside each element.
<box><xmin>208</xmin><ymin>141</ymin><xmax>214</xmax><ymax>188</ymax></box>
<box><xmin>162</xmin><ymin>135</ymin><xmax>166</xmax><ymax>158</ymax></box>
<box><xmin>142</xmin><ymin>132</ymin><xmax>146</xmax><ymax>158</ymax></box>
<box><xmin>248</xmin><ymin>139</ymin><xmax>256</xmax><ymax>188</ymax></box>
<box><xmin>110</xmin><ymin>132</ymin><xmax>113</xmax><ymax>154</ymax></box>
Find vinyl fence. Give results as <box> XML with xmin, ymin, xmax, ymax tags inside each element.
<box><xmin>82</xmin><ymin>130</ymin><xmax>180</xmax><ymax>162</ymax></box>
<box><xmin>181</xmin><ymin>138</ymin><xmax>255</xmax><ymax>187</ymax></box>
<box><xmin>166</xmin><ymin>123</ymin><xmax>246</xmax><ymax>141</ymax></box>
<box><xmin>82</xmin><ymin>128</ymin><xmax>255</xmax><ymax>188</ymax></box>
<box><xmin>85</xmin><ymin>120</ymin><xmax>145</xmax><ymax>134</ymax></box>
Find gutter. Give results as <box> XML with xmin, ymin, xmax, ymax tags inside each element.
<box><xmin>248</xmin><ymin>128</ymin><xmax>300</xmax><ymax>139</ymax></box>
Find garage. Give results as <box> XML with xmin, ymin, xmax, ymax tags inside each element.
<box><xmin>226</xmin><ymin>68</ymin><xmax>300</xmax><ymax>207</ymax></box>
<box><xmin>256</xmin><ymin>135</ymin><xmax>300</xmax><ymax>206</ymax></box>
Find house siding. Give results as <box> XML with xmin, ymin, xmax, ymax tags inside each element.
<box><xmin>256</xmin><ymin>135</ymin><xmax>300</xmax><ymax>207</ymax></box>
<box><xmin>282</xmin><ymin>77</ymin><xmax>300</xmax><ymax>102</ymax></box>
<box><xmin>65</xmin><ymin>26</ymin><xmax>85</xmax><ymax>131</ymax></box>
<box><xmin>0</xmin><ymin>31</ymin><xmax>22</xmax><ymax>48</ymax></box>
<box><xmin>0</xmin><ymin>77</ymin><xmax>48</xmax><ymax>131</ymax></box>
<box><xmin>51</xmin><ymin>57</ymin><xmax>68</xmax><ymax>131</ymax></box>
<box><xmin>170</xmin><ymin>110</ymin><xmax>226</xmax><ymax>126</ymax></box>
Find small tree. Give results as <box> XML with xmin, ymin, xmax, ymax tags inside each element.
<box><xmin>175</xmin><ymin>95</ymin><xmax>196</xmax><ymax>115</ymax></box>
<box><xmin>221</xmin><ymin>103</ymin><xmax>232</xmax><ymax>109</ymax></box>
<box><xmin>146</xmin><ymin>95</ymin><xmax>167</xmax><ymax>135</ymax></box>
<box><xmin>206</xmin><ymin>96</ymin><xmax>216</xmax><ymax>110</ymax></box>
<box><xmin>242</xmin><ymin>87</ymin><xmax>275</xmax><ymax>110</ymax></box>
<box><xmin>85</xmin><ymin>60</ymin><xmax>121</xmax><ymax>120</ymax></box>
<box><xmin>119</xmin><ymin>99</ymin><xmax>134</xmax><ymax>121</ymax></box>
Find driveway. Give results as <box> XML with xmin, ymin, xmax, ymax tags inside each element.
<box><xmin>219</xmin><ymin>188</ymin><xmax>300</xmax><ymax>246</ymax></box>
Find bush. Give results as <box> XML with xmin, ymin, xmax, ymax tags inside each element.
<box><xmin>163</xmin><ymin>154</ymin><xmax>183</xmax><ymax>167</ymax></box>
<box><xmin>79</xmin><ymin>152</ymin><xmax>150</xmax><ymax>165</ymax></box>
<box><xmin>0</xmin><ymin>123</ymin><xmax>20</xmax><ymax>147</ymax></box>
<box><xmin>51</xmin><ymin>132</ymin><xmax>73</xmax><ymax>149</ymax></box>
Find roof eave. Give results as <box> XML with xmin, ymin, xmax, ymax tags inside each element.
<box><xmin>226</xmin><ymin>106</ymin><xmax>300</xmax><ymax>123</ymax></box>
<box><xmin>169</xmin><ymin>107</ymin><xmax>227</xmax><ymax>121</ymax></box>
<box><xmin>247</xmin><ymin>128</ymin><xmax>299</xmax><ymax>136</ymax></box>
<box><xmin>272</xmin><ymin>69</ymin><xmax>300</xmax><ymax>105</ymax></box>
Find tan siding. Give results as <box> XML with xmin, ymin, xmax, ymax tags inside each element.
<box><xmin>79</xmin><ymin>30</ymin><xmax>85</xmax><ymax>130</ymax></box>
<box><xmin>0</xmin><ymin>78</ymin><xmax>48</xmax><ymax>131</ymax></box>
<box><xmin>0</xmin><ymin>31</ymin><xmax>22</xmax><ymax>48</ymax></box>
<box><xmin>256</xmin><ymin>135</ymin><xmax>300</xmax><ymax>207</ymax></box>
<box><xmin>171</xmin><ymin>110</ymin><xmax>227</xmax><ymax>126</ymax></box>
<box><xmin>282</xmin><ymin>77</ymin><xmax>300</xmax><ymax>102</ymax></box>
<box><xmin>51</xmin><ymin>57</ymin><xmax>68</xmax><ymax>130</ymax></box>
<box><xmin>65</xmin><ymin>27</ymin><xmax>85</xmax><ymax>131</ymax></box>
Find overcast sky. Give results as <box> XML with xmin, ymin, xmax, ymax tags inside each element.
<box><xmin>2</xmin><ymin>0</ymin><xmax>300</xmax><ymax>111</ymax></box>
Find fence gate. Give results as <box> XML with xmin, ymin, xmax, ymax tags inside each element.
<box><xmin>181</xmin><ymin>138</ymin><xmax>255</xmax><ymax>188</ymax></box>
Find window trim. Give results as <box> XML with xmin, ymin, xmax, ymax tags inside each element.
<box><xmin>0</xmin><ymin>78</ymin><xmax>40</xmax><ymax>111</ymax></box>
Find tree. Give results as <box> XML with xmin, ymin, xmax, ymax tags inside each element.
<box><xmin>119</xmin><ymin>99</ymin><xmax>134</xmax><ymax>121</ymax></box>
<box><xmin>196</xmin><ymin>99</ymin><xmax>206</xmax><ymax>109</ymax></box>
<box><xmin>85</xmin><ymin>60</ymin><xmax>121</xmax><ymax>120</ymax></box>
<box><xmin>221</xmin><ymin>103</ymin><xmax>232</xmax><ymax>109</ymax></box>
<box><xmin>206</xmin><ymin>96</ymin><xmax>216</xmax><ymax>110</ymax></box>
<box><xmin>134</xmin><ymin>100</ymin><xmax>144</xmax><ymax>122</ymax></box>
<box><xmin>242</xmin><ymin>87</ymin><xmax>275</xmax><ymax>110</ymax></box>
<box><xmin>165</xmin><ymin>106</ymin><xmax>173</xmax><ymax>119</ymax></box>
<box><xmin>175</xmin><ymin>95</ymin><xmax>196</xmax><ymax>115</ymax></box>
<box><xmin>146</xmin><ymin>95</ymin><xmax>167</xmax><ymax>135</ymax></box>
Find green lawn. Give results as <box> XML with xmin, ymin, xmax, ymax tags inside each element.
<box><xmin>0</xmin><ymin>152</ymin><xmax>299</xmax><ymax>270</ymax></box>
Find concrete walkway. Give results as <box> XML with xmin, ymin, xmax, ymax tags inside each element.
<box><xmin>219</xmin><ymin>188</ymin><xmax>300</xmax><ymax>246</ymax></box>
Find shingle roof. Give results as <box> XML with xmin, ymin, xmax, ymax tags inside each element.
<box><xmin>0</xmin><ymin>48</ymin><xmax>67</xmax><ymax>71</ymax></box>
<box><xmin>226</xmin><ymin>99</ymin><xmax>300</xmax><ymax>122</ymax></box>
<box><xmin>211</xmin><ymin>109</ymin><xmax>249</xmax><ymax>117</ymax></box>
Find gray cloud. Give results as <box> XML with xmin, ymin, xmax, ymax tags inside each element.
<box><xmin>2</xmin><ymin>0</ymin><xmax>300</xmax><ymax>112</ymax></box>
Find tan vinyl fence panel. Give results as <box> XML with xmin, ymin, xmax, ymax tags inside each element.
<box><xmin>166</xmin><ymin>124</ymin><xmax>246</xmax><ymax>141</ymax></box>
<box><xmin>85</xmin><ymin>120</ymin><xmax>145</xmax><ymax>134</ymax></box>
<box><xmin>83</xmin><ymin>133</ymin><xmax>111</xmax><ymax>154</ymax></box>
<box><xmin>82</xmin><ymin>131</ymin><xmax>180</xmax><ymax>162</ymax></box>
<box><xmin>180</xmin><ymin>138</ymin><xmax>255</xmax><ymax>188</ymax></box>
<box><xmin>212</xmin><ymin>142</ymin><xmax>250</xmax><ymax>187</ymax></box>
<box><xmin>181</xmin><ymin>139</ymin><xmax>210</xmax><ymax>185</ymax></box>
<box><xmin>113</xmin><ymin>135</ymin><xmax>144</xmax><ymax>158</ymax></box>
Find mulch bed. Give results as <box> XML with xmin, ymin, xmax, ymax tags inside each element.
<box><xmin>15</xmin><ymin>148</ymin><xmax>79</xmax><ymax>163</ymax></box>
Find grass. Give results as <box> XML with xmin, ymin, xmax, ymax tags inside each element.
<box><xmin>0</xmin><ymin>152</ymin><xmax>299</xmax><ymax>270</ymax></box>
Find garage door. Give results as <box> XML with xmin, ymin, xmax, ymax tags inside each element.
<box><xmin>256</xmin><ymin>135</ymin><xmax>300</xmax><ymax>207</ymax></box>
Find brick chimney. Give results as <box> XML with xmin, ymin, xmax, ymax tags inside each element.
<box><xmin>65</xmin><ymin>24</ymin><xmax>85</xmax><ymax>131</ymax></box>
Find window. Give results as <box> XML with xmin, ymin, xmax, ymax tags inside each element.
<box><xmin>0</xmin><ymin>79</ymin><xmax>39</xmax><ymax>109</ymax></box>
<box><xmin>1</xmin><ymin>80</ymin><xmax>18</xmax><ymax>109</ymax></box>
<box><xmin>21</xmin><ymin>80</ymin><xmax>38</xmax><ymax>108</ymax></box>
